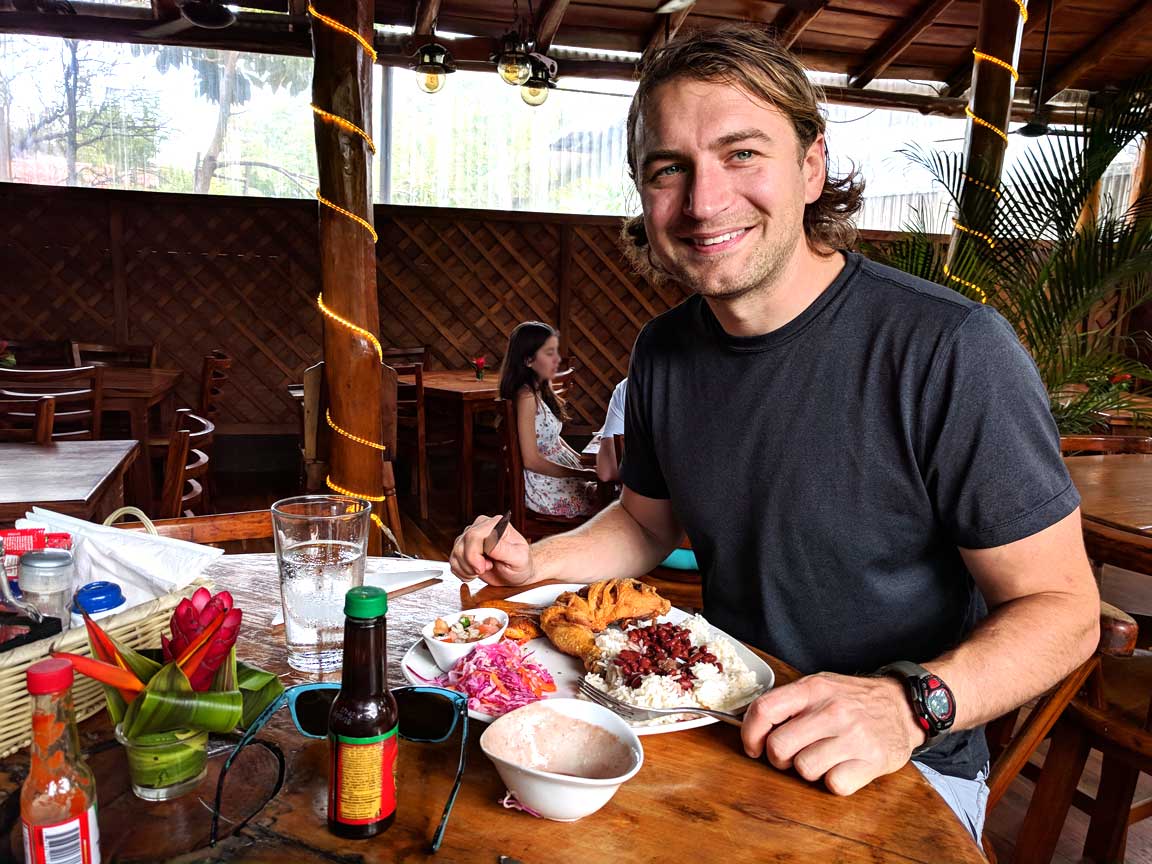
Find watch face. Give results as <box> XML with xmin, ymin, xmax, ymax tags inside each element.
<box><xmin>925</xmin><ymin>686</ymin><xmax>954</xmax><ymax>721</ymax></box>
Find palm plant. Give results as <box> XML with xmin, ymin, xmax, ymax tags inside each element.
<box><xmin>868</xmin><ymin>73</ymin><xmax>1152</xmax><ymax>433</ymax></box>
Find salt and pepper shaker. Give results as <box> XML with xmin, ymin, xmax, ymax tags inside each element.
<box><xmin>17</xmin><ymin>549</ymin><xmax>75</xmax><ymax>629</ymax></box>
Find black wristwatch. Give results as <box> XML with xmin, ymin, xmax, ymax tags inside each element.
<box><xmin>871</xmin><ymin>661</ymin><xmax>956</xmax><ymax>755</ymax></box>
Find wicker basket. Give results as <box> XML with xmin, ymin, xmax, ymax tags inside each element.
<box><xmin>0</xmin><ymin>507</ymin><xmax>212</xmax><ymax>757</ymax></box>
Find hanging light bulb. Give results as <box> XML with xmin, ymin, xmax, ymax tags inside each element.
<box><xmin>520</xmin><ymin>53</ymin><xmax>557</xmax><ymax>107</ymax></box>
<box><xmin>410</xmin><ymin>42</ymin><xmax>456</xmax><ymax>95</ymax></box>
<box><xmin>493</xmin><ymin>32</ymin><xmax>531</xmax><ymax>86</ymax></box>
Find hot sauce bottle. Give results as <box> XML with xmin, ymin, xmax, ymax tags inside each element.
<box><xmin>327</xmin><ymin>586</ymin><xmax>399</xmax><ymax>839</ymax></box>
<box><xmin>21</xmin><ymin>657</ymin><xmax>101</xmax><ymax>864</ymax></box>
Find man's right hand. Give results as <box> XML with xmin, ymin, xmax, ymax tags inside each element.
<box><xmin>449</xmin><ymin>514</ymin><xmax>537</xmax><ymax>586</ymax></box>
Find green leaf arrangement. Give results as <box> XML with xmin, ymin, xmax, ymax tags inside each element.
<box><xmin>866</xmin><ymin>71</ymin><xmax>1152</xmax><ymax>434</ymax></box>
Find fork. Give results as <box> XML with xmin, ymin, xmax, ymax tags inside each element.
<box><xmin>576</xmin><ymin>679</ymin><xmax>749</xmax><ymax>727</ymax></box>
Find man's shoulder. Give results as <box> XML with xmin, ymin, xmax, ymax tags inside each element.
<box><xmin>852</xmin><ymin>254</ymin><xmax>983</xmax><ymax>321</ymax></box>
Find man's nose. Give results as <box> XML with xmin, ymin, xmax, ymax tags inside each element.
<box><xmin>684</xmin><ymin>160</ymin><xmax>733</xmax><ymax>223</ymax></box>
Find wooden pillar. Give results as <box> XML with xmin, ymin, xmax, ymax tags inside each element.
<box><xmin>945</xmin><ymin>0</ymin><xmax>1026</xmax><ymax>287</ymax></box>
<box><xmin>1129</xmin><ymin>139</ymin><xmax>1152</xmax><ymax>215</ymax></box>
<box><xmin>311</xmin><ymin>0</ymin><xmax>391</xmax><ymax>554</ymax></box>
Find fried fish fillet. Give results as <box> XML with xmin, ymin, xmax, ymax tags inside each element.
<box><xmin>540</xmin><ymin>578</ymin><xmax>671</xmax><ymax>664</ymax></box>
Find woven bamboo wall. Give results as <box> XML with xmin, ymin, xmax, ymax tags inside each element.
<box><xmin>1</xmin><ymin>183</ymin><xmax>911</xmax><ymax>435</ymax></box>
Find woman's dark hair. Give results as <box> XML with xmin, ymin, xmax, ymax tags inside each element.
<box><xmin>498</xmin><ymin>321</ymin><xmax>567</xmax><ymax>420</ymax></box>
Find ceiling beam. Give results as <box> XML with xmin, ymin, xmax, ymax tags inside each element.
<box><xmin>533</xmin><ymin>0</ymin><xmax>570</xmax><ymax>53</ymax></box>
<box><xmin>849</xmin><ymin>0</ymin><xmax>957</xmax><ymax>89</ymax></box>
<box><xmin>644</xmin><ymin>3</ymin><xmax>694</xmax><ymax>57</ymax></box>
<box><xmin>941</xmin><ymin>0</ymin><xmax>1059</xmax><ymax>98</ymax></box>
<box><xmin>775</xmin><ymin>0</ymin><xmax>828</xmax><ymax>49</ymax></box>
<box><xmin>1040</xmin><ymin>0</ymin><xmax>1152</xmax><ymax>104</ymax></box>
<box><xmin>412</xmin><ymin>0</ymin><xmax>440</xmax><ymax>37</ymax></box>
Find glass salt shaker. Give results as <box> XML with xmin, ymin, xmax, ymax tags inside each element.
<box><xmin>18</xmin><ymin>549</ymin><xmax>76</xmax><ymax>630</ymax></box>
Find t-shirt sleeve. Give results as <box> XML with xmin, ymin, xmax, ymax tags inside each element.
<box><xmin>601</xmin><ymin>379</ymin><xmax>628</xmax><ymax>438</ymax></box>
<box><xmin>920</xmin><ymin>305</ymin><xmax>1079</xmax><ymax>549</ymax></box>
<box><xmin>620</xmin><ymin>335</ymin><xmax>670</xmax><ymax>499</ymax></box>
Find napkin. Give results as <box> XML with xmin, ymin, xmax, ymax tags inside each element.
<box><xmin>17</xmin><ymin>508</ymin><xmax>224</xmax><ymax>612</ymax></box>
<box><xmin>268</xmin><ymin>559</ymin><xmax>450</xmax><ymax>625</ymax></box>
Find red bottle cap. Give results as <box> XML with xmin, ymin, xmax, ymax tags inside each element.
<box><xmin>27</xmin><ymin>657</ymin><xmax>74</xmax><ymax>694</ymax></box>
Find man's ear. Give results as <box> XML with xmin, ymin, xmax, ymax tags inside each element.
<box><xmin>803</xmin><ymin>134</ymin><xmax>827</xmax><ymax>205</ymax></box>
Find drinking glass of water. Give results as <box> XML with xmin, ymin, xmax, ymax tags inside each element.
<box><xmin>271</xmin><ymin>495</ymin><xmax>371</xmax><ymax>673</ymax></box>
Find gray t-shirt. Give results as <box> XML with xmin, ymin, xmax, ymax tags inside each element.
<box><xmin>621</xmin><ymin>252</ymin><xmax>1079</xmax><ymax>779</ymax></box>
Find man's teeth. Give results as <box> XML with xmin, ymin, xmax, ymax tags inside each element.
<box><xmin>695</xmin><ymin>229</ymin><xmax>745</xmax><ymax>246</ymax></box>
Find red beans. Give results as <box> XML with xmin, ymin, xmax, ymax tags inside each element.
<box><xmin>612</xmin><ymin>622</ymin><xmax>722</xmax><ymax>690</ymax></box>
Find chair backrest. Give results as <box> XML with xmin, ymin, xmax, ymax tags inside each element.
<box><xmin>199</xmin><ymin>350</ymin><xmax>232</xmax><ymax>424</ymax></box>
<box><xmin>301</xmin><ymin>361</ymin><xmax>325</xmax><ymax>463</ymax></box>
<box><xmin>391</xmin><ymin>362</ymin><xmax>424</xmax><ymax>427</ymax></box>
<box><xmin>112</xmin><ymin>510</ymin><xmax>273</xmax><ymax>549</ymax></box>
<box><xmin>380</xmin><ymin>346</ymin><xmax>428</xmax><ymax>367</ymax></box>
<box><xmin>1060</xmin><ymin>435</ymin><xmax>1152</xmax><ymax>455</ymax></box>
<box><xmin>0</xmin><ymin>366</ymin><xmax>103</xmax><ymax>440</ymax></box>
<box><xmin>612</xmin><ymin>434</ymin><xmax>625</xmax><ymax>468</ymax></box>
<box><xmin>157</xmin><ymin>427</ymin><xmax>192</xmax><ymax>519</ymax></box>
<box><xmin>157</xmin><ymin>409</ymin><xmax>216</xmax><ymax>518</ymax></box>
<box><xmin>3</xmin><ymin>340</ymin><xmax>73</xmax><ymax>368</ymax></box>
<box><xmin>500</xmin><ymin>398</ymin><xmax>529</xmax><ymax>533</ymax></box>
<box><xmin>0</xmin><ymin>394</ymin><xmax>55</xmax><ymax>445</ymax></box>
<box><xmin>984</xmin><ymin>603</ymin><xmax>1138</xmax><ymax>815</ymax></box>
<box><xmin>552</xmin><ymin>367</ymin><xmax>576</xmax><ymax>401</ymax></box>
<box><xmin>71</xmin><ymin>341</ymin><xmax>157</xmax><ymax>369</ymax></box>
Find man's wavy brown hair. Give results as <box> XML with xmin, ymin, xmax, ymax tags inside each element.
<box><xmin>622</xmin><ymin>24</ymin><xmax>864</xmax><ymax>273</ymax></box>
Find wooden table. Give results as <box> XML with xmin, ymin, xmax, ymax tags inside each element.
<box><xmin>2</xmin><ymin>554</ymin><xmax>985</xmax><ymax>863</ymax></box>
<box><xmin>1066</xmin><ymin>454</ymin><xmax>1152</xmax><ymax>535</ymax></box>
<box><xmin>101</xmin><ymin>367</ymin><xmax>183</xmax><ymax>507</ymax></box>
<box><xmin>290</xmin><ymin>371</ymin><xmax>499</xmax><ymax>523</ymax></box>
<box><xmin>0</xmin><ymin>440</ymin><xmax>139</xmax><ymax>524</ymax></box>
<box><xmin>418</xmin><ymin>371</ymin><xmax>499</xmax><ymax>522</ymax></box>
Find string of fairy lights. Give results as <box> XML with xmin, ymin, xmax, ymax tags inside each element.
<box><xmin>308</xmin><ymin>2</ymin><xmax>394</xmax><ymax>542</ymax></box>
<box><xmin>942</xmin><ymin>0</ymin><xmax>1028</xmax><ymax>304</ymax></box>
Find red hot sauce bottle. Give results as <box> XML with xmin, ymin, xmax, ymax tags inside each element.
<box><xmin>21</xmin><ymin>657</ymin><xmax>101</xmax><ymax>864</ymax></box>
<box><xmin>327</xmin><ymin>586</ymin><xmax>399</xmax><ymax>839</ymax></box>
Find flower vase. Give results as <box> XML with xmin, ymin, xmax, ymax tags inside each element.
<box><xmin>115</xmin><ymin>724</ymin><xmax>209</xmax><ymax>801</ymax></box>
<box><xmin>475</xmin><ymin>368</ymin><xmax>485</xmax><ymax>380</ymax></box>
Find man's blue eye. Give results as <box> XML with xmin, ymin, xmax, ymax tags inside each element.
<box><xmin>733</xmin><ymin>150</ymin><xmax>754</xmax><ymax>161</ymax></box>
<box><xmin>654</xmin><ymin>165</ymin><xmax>682</xmax><ymax>178</ymax></box>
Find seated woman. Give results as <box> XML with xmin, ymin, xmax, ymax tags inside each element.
<box><xmin>499</xmin><ymin>321</ymin><xmax>599</xmax><ymax>518</ymax></box>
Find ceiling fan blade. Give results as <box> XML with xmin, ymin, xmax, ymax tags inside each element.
<box><xmin>140</xmin><ymin>16</ymin><xmax>193</xmax><ymax>37</ymax></box>
<box><xmin>654</xmin><ymin>0</ymin><xmax>694</xmax><ymax>13</ymax></box>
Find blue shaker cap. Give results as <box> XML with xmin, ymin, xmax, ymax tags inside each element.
<box><xmin>72</xmin><ymin>581</ymin><xmax>126</xmax><ymax>615</ymax></box>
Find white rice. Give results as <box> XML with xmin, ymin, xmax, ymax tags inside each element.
<box><xmin>583</xmin><ymin>615</ymin><xmax>761</xmax><ymax>726</ymax></box>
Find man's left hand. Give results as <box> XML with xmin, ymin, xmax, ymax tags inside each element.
<box><xmin>741</xmin><ymin>672</ymin><xmax>927</xmax><ymax>795</ymax></box>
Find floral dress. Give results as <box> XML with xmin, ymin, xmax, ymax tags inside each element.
<box><xmin>523</xmin><ymin>397</ymin><xmax>599</xmax><ymax>517</ymax></box>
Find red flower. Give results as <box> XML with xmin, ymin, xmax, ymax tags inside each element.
<box><xmin>161</xmin><ymin>586</ymin><xmax>242</xmax><ymax>691</ymax></box>
<box><xmin>473</xmin><ymin>356</ymin><xmax>486</xmax><ymax>369</ymax></box>
<box><xmin>0</xmin><ymin>341</ymin><xmax>7</xmax><ymax>354</ymax></box>
<box><xmin>1110</xmin><ymin>373</ymin><xmax>1133</xmax><ymax>384</ymax></box>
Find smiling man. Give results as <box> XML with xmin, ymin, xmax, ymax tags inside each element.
<box><xmin>450</xmin><ymin>24</ymin><xmax>1099</xmax><ymax>845</ymax></box>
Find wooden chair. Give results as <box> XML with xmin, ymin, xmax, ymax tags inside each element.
<box><xmin>2</xmin><ymin>340</ymin><xmax>73</xmax><ymax>368</ymax></box>
<box><xmin>380</xmin><ymin>345</ymin><xmax>429</xmax><ymax>367</ymax></box>
<box><xmin>199</xmin><ymin>350</ymin><xmax>232</xmax><ymax>426</ymax></box>
<box><xmin>154</xmin><ymin>409</ymin><xmax>215</xmax><ymax>518</ymax></box>
<box><xmin>499</xmin><ymin>397</ymin><xmax>594</xmax><ymax>541</ymax></box>
<box><xmin>552</xmin><ymin>366</ymin><xmax>576</xmax><ymax>401</ymax></box>
<box><xmin>0</xmin><ymin>366</ymin><xmax>103</xmax><ymax>440</ymax></box>
<box><xmin>299</xmin><ymin>361</ymin><xmax>328</xmax><ymax>493</ymax></box>
<box><xmin>988</xmin><ymin>604</ymin><xmax>1139</xmax><ymax>863</ymax></box>
<box><xmin>0</xmin><ymin>395</ymin><xmax>55</xmax><ymax>445</ymax></box>
<box><xmin>71</xmin><ymin>341</ymin><xmax>157</xmax><ymax>369</ymax></box>
<box><xmin>391</xmin><ymin>362</ymin><xmax>429</xmax><ymax>521</ymax></box>
<box><xmin>112</xmin><ymin>509</ymin><xmax>273</xmax><ymax>553</ymax></box>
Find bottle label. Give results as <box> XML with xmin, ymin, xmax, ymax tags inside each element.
<box><xmin>22</xmin><ymin>804</ymin><xmax>100</xmax><ymax>864</ymax></box>
<box><xmin>328</xmin><ymin>726</ymin><xmax>398</xmax><ymax>825</ymax></box>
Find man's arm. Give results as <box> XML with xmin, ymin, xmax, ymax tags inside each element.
<box><xmin>595</xmin><ymin>438</ymin><xmax>621</xmax><ymax>482</ymax></box>
<box><xmin>740</xmin><ymin>508</ymin><xmax>1099</xmax><ymax>796</ymax></box>
<box><xmin>448</xmin><ymin>488</ymin><xmax>682</xmax><ymax>586</ymax></box>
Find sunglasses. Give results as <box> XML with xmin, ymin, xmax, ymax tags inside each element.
<box><xmin>211</xmin><ymin>684</ymin><xmax>468</xmax><ymax>852</ymax></box>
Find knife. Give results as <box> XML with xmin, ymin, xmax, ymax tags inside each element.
<box><xmin>483</xmin><ymin>511</ymin><xmax>512</xmax><ymax>557</ymax></box>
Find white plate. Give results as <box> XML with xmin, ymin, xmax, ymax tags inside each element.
<box><xmin>399</xmin><ymin>583</ymin><xmax>774</xmax><ymax>735</ymax></box>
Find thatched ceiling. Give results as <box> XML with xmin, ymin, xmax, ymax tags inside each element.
<box><xmin>0</xmin><ymin>0</ymin><xmax>1148</xmax><ymax>104</ymax></box>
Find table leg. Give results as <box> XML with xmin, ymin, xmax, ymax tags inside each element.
<box><xmin>127</xmin><ymin>403</ymin><xmax>152</xmax><ymax>509</ymax></box>
<box><xmin>459</xmin><ymin>401</ymin><xmax>475</xmax><ymax>524</ymax></box>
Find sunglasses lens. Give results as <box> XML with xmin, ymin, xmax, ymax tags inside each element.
<box><xmin>395</xmin><ymin>690</ymin><xmax>458</xmax><ymax>741</ymax></box>
<box><xmin>294</xmin><ymin>689</ymin><xmax>337</xmax><ymax>737</ymax></box>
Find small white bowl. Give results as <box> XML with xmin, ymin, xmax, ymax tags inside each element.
<box><xmin>480</xmin><ymin>698</ymin><xmax>644</xmax><ymax>821</ymax></box>
<box><xmin>421</xmin><ymin>608</ymin><xmax>509</xmax><ymax>672</ymax></box>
